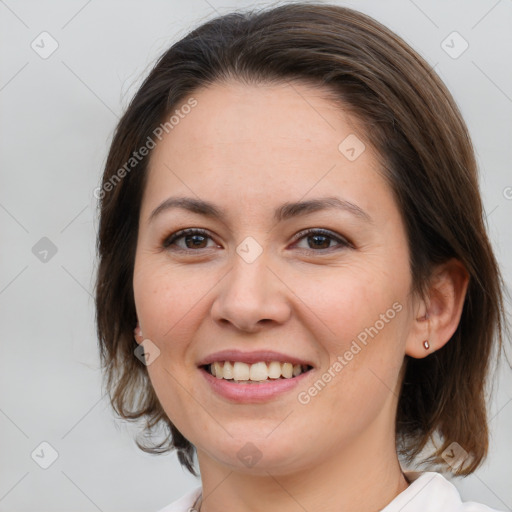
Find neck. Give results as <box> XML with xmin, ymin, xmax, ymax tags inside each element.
<box><xmin>195</xmin><ymin>422</ymin><xmax>409</xmax><ymax>512</ymax></box>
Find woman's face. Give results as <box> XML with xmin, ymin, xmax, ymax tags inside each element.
<box><xmin>133</xmin><ymin>80</ymin><xmax>419</xmax><ymax>475</ymax></box>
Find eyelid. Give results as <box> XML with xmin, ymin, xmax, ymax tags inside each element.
<box><xmin>162</xmin><ymin>227</ymin><xmax>353</xmax><ymax>252</ymax></box>
<box><xmin>291</xmin><ymin>227</ymin><xmax>353</xmax><ymax>249</ymax></box>
<box><xmin>162</xmin><ymin>227</ymin><xmax>216</xmax><ymax>249</ymax></box>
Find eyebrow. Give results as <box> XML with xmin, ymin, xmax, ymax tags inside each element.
<box><xmin>148</xmin><ymin>196</ymin><xmax>372</xmax><ymax>224</ymax></box>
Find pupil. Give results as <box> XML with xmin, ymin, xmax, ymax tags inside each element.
<box><xmin>187</xmin><ymin>235</ymin><xmax>206</xmax><ymax>248</ymax></box>
<box><xmin>183</xmin><ymin>234</ymin><xmax>330</xmax><ymax>250</ymax></box>
<box><xmin>310</xmin><ymin>235</ymin><xmax>329</xmax><ymax>249</ymax></box>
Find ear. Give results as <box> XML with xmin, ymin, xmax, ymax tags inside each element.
<box><xmin>406</xmin><ymin>258</ymin><xmax>469</xmax><ymax>358</ymax></box>
<box><xmin>134</xmin><ymin>321</ymin><xmax>143</xmax><ymax>345</ymax></box>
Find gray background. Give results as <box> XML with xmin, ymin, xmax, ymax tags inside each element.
<box><xmin>0</xmin><ymin>0</ymin><xmax>511</xmax><ymax>510</ymax></box>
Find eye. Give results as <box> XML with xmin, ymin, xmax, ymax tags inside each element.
<box><xmin>162</xmin><ymin>227</ymin><xmax>352</xmax><ymax>253</ymax></box>
<box><xmin>292</xmin><ymin>228</ymin><xmax>352</xmax><ymax>252</ymax></box>
<box><xmin>162</xmin><ymin>228</ymin><xmax>219</xmax><ymax>251</ymax></box>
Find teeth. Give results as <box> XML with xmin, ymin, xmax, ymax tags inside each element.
<box><xmin>207</xmin><ymin>361</ymin><xmax>309</xmax><ymax>381</ymax></box>
<box><xmin>233</xmin><ymin>361</ymin><xmax>250</xmax><ymax>380</ymax></box>
<box><xmin>213</xmin><ymin>361</ymin><xmax>223</xmax><ymax>379</ymax></box>
<box><xmin>268</xmin><ymin>361</ymin><xmax>282</xmax><ymax>379</ymax></box>
<box><xmin>282</xmin><ymin>362</ymin><xmax>293</xmax><ymax>378</ymax></box>
<box><xmin>223</xmin><ymin>361</ymin><xmax>234</xmax><ymax>379</ymax></box>
<box><xmin>249</xmin><ymin>361</ymin><xmax>268</xmax><ymax>381</ymax></box>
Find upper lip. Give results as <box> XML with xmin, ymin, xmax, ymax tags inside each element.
<box><xmin>197</xmin><ymin>349</ymin><xmax>314</xmax><ymax>368</ymax></box>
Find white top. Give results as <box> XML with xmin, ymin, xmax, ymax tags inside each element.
<box><xmin>156</xmin><ymin>471</ymin><xmax>504</xmax><ymax>512</ymax></box>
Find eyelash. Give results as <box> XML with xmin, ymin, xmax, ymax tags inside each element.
<box><xmin>162</xmin><ymin>227</ymin><xmax>352</xmax><ymax>253</ymax></box>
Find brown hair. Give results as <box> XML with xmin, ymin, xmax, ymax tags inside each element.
<box><xmin>95</xmin><ymin>2</ymin><xmax>507</xmax><ymax>476</ymax></box>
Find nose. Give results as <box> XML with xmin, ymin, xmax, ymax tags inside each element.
<box><xmin>210</xmin><ymin>252</ymin><xmax>291</xmax><ymax>333</ymax></box>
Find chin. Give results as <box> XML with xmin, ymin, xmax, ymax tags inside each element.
<box><xmin>198</xmin><ymin>431</ymin><xmax>313</xmax><ymax>475</ymax></box>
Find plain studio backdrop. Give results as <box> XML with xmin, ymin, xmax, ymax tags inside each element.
<box><xmin>0</xmin><ymin>0</ymin><xmax>511</xmax><ymax>511</ymax></box>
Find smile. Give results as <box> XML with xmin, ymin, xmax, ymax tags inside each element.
<box><xmin>204</xmin><ymin>360</ymin><xmax>313</xmax><ymax>383</ymax></box>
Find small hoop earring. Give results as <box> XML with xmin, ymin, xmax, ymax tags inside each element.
<box><xmin>423</xmin><ymin>340</ymin><xmax>430</xmax><ymax>350</ymax></box>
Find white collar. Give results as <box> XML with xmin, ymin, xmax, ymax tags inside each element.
<box><xmin>157</xmin><ymin>471</ymin><xmax>503</xmax><ymax>512</ymax></box>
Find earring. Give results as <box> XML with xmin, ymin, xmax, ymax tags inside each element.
<box><xmin>134</xmin><ymin>322</ymin><xmax>143</xmax><ymax>341</ymax></box>
<box><xmin>423</xmin><ymin>340</ymin><xmax>430</xmax><ymax>350</ymax></box>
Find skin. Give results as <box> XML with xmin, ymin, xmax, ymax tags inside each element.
<box><xmin>132</xmin><ymin>80</ymin><xmax>468</xmax><ymax>512</ymax></box>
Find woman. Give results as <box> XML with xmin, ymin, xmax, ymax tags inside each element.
<box><xmin>95</xmin><ymin>3</ymin><xmax>508</xmax><ymax>511</ymax></box>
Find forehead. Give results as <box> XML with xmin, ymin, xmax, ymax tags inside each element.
<box><xmin>160</xmin><ymin>80</ymin><xmax>361</xmax><ymax>153</ymax></box>
<box><xmin>141</xmin><ymin>80</ymin><xmax>392</xmax><ymax>223</ymax></box>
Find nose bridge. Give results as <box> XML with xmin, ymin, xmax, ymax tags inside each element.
<box><xmin>211</xmin><ymin>240</ymin><xmax>290</xmax><ymax>331</ymax></box>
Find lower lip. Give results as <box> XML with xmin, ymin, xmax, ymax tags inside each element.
<box><xmin>199</xmin><ymin>367</ymin><xmax>313</xmax><ymax>403</ymax></box>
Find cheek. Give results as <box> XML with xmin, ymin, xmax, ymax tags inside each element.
<box><xmin>289</xmin><ymin>260</ymin><xmax>406</xmax><ymax>344</ymax></box>
<box><xmin>290</xmin><ymin>260</ymin><xmax>409</xmax><ymax>399</ymax></box>
<box><xmin>133</xmin><ymin>255</ymin><xmax>210</xmax><ymax>344</ymax></box>
<box><xmin>133</xmin><ymin>259</ymin><xmax>208</xmax><ymax>435</ymax></box>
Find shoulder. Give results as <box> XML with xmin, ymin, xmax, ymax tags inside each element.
<box><xmin>381</xmin><ymin>472</ymin><xmax>505</xmax><ymax>512</ymax></box>
<box><xmin>155</xmin><ymin>486</ymin><xmax>202</xmax><ymax>512</ymax></box>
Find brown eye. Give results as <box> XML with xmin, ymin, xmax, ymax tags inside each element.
<box><xmin>293</xmin><ymin>228</ymin><xmax>351</xmax><ymax>251</ymax></box>
<box><xmin>163</xmin><ymin>228</ymin><xmax>217</xmax><ymax>251</ymax></box>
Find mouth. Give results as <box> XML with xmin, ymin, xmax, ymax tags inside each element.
<box><xmin>201</xmin><ymin>361</ymin><xmax>314</xmax><ymax>383</ymax></box>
